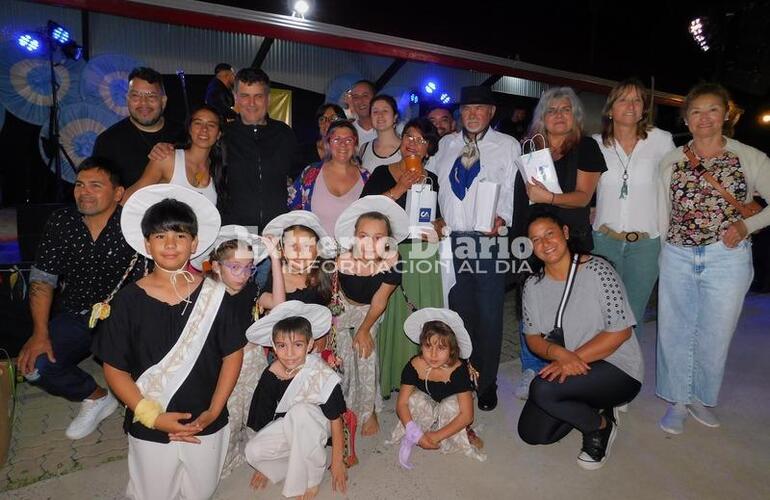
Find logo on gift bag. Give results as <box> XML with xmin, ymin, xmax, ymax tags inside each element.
<box><xmin>419</xmin><ymin>208</ymin><xmax>432</xmax><ymax>223</ymax></box>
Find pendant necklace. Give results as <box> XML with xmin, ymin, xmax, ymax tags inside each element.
<box><xmin>613</xmin><ymin>141</ymin><xmax>634</xmax><ymax>199</ymax></box>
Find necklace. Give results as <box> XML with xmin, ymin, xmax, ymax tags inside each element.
<box><xmin>612</xmin><ymin>141</ymin><xmax>634</xmax><ymax>199</ymax></box>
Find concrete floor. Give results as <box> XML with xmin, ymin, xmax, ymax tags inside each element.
<box><xmin>5</xmin><ymin>293</ymin><xmax>770</xmax><ymax>500</ymax></box>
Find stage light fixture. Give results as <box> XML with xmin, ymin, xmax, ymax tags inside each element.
<box><xmin>760</xmin><ymin>113</ymin><xmax>770</xmax><ymax>125</ymax></box>
<box><xmin>62</xmin><ymin>40</ymin><xmax>83</xmax><ymax>61</ymax></box>
<box><xmin>424</xmin><ymin>81</ymin><xmax>437</xmax><ymax>94</ymax></box>
<box><xmin>689</xmin><ymin>17</ymin><xmax>712</xmax><ymax>53</ymax></box>
<box><xmin>440</xmin><ymin>93</ymin><xmax>451</xmax><ymax>104</ymax></box>
<box><xmin>17</xmin><ymin>33</ymin><xmax>42</xmax><ymax>53</ymax></box>
<box><xmin>47</xmin><ymin>21</ymin><xmax>70</xmax><ymax>44</ymax></box>
<box><xmin>409</xmin><ymin>92</ymin><xmax>419</xmax><ymax>104</ymax></box>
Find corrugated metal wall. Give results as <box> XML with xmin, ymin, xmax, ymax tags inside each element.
<box><xmin>89</xmin><ymin>12</ymin><xmax>262</xmax><ymax>75</ymax></box>
<box><xmin>1</xmin><ymin>0</ymin><xmax>553</xmax><ymax>100</ymax></box>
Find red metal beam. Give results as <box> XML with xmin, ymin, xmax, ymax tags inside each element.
<box><xmin>31</xmin><ymin>0</ymin><xmax>683</xmax><ymax>106</ymax></box>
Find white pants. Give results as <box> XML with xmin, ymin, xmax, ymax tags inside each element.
<box><xmin>126</xmin><ymin>424</ymin><xmax>229</xmax><ymax>500</ymax></box>
<box><xmin>244</xmin><ymin>403</ymin><xmax>330</xmax><ymax>498</ymax></box>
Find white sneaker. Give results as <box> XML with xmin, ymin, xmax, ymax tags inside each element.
<box><xmin>659</xmin><ymin>403</ymin><xmax>688</xmax><ymax>435</ymax></box>
<box><xmin>65</xmin><ymin>392</ymin><xmax>119</xmax><ymax>440</ymax></box>
<box><xmin>687</xmin><ymin>402</ymin><xmax>720</xmax><ymax>428</ymax></box>
<box><xmin>514</xmin><ymin>369</ymin><xmax>537</xmax><ymax>400</ymax></box>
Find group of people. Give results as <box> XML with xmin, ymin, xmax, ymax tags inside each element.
<box><xmin>14</xmin><ymin>61</ymin><xmax>770</xmax><ymax>499</ymax></box>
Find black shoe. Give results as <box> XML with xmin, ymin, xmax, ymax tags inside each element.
<box><xmin>577</xmin><ymin>416</ymin><xmax>617</xmax><ymax>470</ymax></box>
<box><xmin>477</xmin><ymin>385</ymin><xmax>498</xmax><ymax>411</ymax></box>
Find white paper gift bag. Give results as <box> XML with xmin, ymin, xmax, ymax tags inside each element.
<box><xmin>473</xmin><ymin>180</ymin><xmax>500</xmax><ymax>232</ymax></box>
<box><xmin>405</xmin><ymin>181</ymin><xmax>437</xmax><ymax>238</ymax></box>
<box><xmin>518</xmin><ymin>134</ymin><xmax>563</xmax><ymax>194</ymax></box>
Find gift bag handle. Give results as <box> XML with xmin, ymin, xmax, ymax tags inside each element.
<box><xmin>521</xmin><ymin>133</ymin><xmax>547</xmax><ymax>155</ymax></box>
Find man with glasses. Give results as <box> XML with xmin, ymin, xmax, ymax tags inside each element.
<box><xmin>428</xmin><ymin>86</ymin><xmax>520</xmax><ymax>412</ymax></box>
<box><xmin>93</xmin><ymin>67</ymin><xmax>184</xmax><ymax>187</ymax></box>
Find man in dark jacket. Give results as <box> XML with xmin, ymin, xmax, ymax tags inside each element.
<box><xmin>221</xmin><ymin>67</ymin><xmax>300</xmax><ymax>230</ymax></box>
<box><xmin>204</xmin><ymin>63</ymin><xmax>237</xmax><ymax>121</ymax></box>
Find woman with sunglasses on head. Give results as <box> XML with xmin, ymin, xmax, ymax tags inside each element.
<box><xmin>359</xmin><ymin>94</ymin><xmax>403</xmax><ymax>173</ymax></box>
<box><xmin>288</xmin><ymin>120</ymin><xmax>370</xmax><ymax>235</ymax></box>
<box><xmin>361</xmin><ymin>117</ymin><xmax>445</xmax><ymax>398</ymax></box>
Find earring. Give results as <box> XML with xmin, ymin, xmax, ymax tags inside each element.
<box><xmin>608</xmin><ymin>114</ymin><xmax>613</xmax><ymax>120</ymax></box>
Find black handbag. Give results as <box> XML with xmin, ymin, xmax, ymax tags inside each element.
<box><xmin>543</xmin><ymin>253</ymin><xmax>580</xmax><ymax>347</ymax></box>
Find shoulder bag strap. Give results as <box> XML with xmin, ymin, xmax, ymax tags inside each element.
<box><xmin>553</xmin><ymin>253</ymin><xmax>580</xmax><ymax>330</ymax></box>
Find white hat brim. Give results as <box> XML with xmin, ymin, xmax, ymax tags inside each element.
<box><xmin>121</xmin><ymin>184</ymin><xmax>221</xmax><ymax>259</ymax></box>
<box><xmin>190</xmin><ymin>225</ymin><xmax>269</xmax><ymax>271</ymax></box>
<box><xmin>262</xmin><ymin>211</ymin><xmax>337</xmax><ymax>259</ymax></box>
<box><xmin>334</xmin><ymin>195</ymin><xmax>409</xmax><ymax>247</ymax></box>
<box><xmin>403</xmin><ymin>308</ymin><xmax>473</xmax><ymax>359</ymax></box>
<box><xmin>246</xmin><ymin>300</ymin><xmax>332</xmax><ymax>347</ymax></box>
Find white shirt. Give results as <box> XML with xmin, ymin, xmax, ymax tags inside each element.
<box><xmin>352</xmin><ymin>120</ymin><xmax>377</xmax><ymax>145</ymax></box>
<box><xmin>429</xmin><ymin>129</ymin><xmax>520</xmax><ymax>231</ymax></box>
<box><xmin>358</xmin><ymin>140</ymin><xmax>402</xmax><ymax>172</ymax></box>
<box><xmin>592</xmin><ymin>127</ymin><xmax>675</xmax><ymax>237</ymax></box>
<box><xmin>170</xmin><ymin>149</ymin><xmax>218</xmax><ymax>206</ymax></box>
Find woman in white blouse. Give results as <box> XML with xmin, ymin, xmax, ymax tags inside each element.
<box><xmin>592</xmin><ymin>79</ymin><xmax>675</xmax><ymax>333</ymax></box>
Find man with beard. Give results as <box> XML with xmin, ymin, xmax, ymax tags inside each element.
<box><xmin>93</xmin><ymin>67</ymin><xmax>184</xmax><ymax>187</ymax></box>
<box><xmin>428</xmin><ymin>86</ymin><xmax>520</xmax><ymax>412</ymax></box>
<box><xmin>427</xmin><ymin>105</ymin><xmax>457</xmax><ymax>138</ymax></box>
<box><xmin>17</xmin><ymin>158</ymin><xmax>144</xmax><ymax>440</ymax></box>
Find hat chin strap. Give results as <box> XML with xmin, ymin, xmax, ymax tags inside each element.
<box><xmin>154</xmin><ymin>263</ymin><xmax>195</xmax><ymax>315</ymax></box>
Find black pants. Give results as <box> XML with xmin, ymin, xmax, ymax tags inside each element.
<box><xmin>518</xmin><ymin>360</ymin><xmax>641</xmax><ymax>445</ymax></box>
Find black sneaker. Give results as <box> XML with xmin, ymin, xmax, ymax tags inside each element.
<box><xmin>477</xmin><ymin>384</ymin><xmax>498</xmax><ymax>412</ymax></box>
<box><xmin>577</xmin><ymin>416</ymin><xmax>617</xmax><ymax>470</ymax></box>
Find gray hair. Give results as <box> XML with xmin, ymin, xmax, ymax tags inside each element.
<box><xmin>528</xmin><ymin>87</ymin><xmax>585</xmax><ymax>140</ymax></box>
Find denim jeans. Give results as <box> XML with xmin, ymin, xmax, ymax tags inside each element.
<box><xmin>448</xmin><ymin>232</ymin><xmax>506</xmax><ymax>393</ymax></box>
<box><xmin>33</xmin><ymin>311</ymin><xmax>98</xmax><ymax>401</ymax></box>
<box><xmin>592</xmin><ymin>232</ymin><xmax>661</xmax><ymax>332</ymax></box>
<box><xmin>656</xmin><ymin>240</ymin><xmax>753</xmax><ymax>406</ymax></box>
<box><xmin>519</xmin><ymin>322</ymin><xmax>547</xmax><ymax>373</ymax></box>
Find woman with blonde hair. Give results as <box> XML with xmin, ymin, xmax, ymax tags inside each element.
<box><xmin>591</xmin><ymin>78</ymin><xmax>675</xmax><ymax>334</ymax></box>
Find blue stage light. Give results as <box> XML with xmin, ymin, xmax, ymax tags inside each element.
<box><xmin>440</xmin><ymin>93</ymin><xmax>451</xmax><ymax>104</ymax></box>
<box><xmin>17</xmin><ymin>33</ymin><xmax>42</xmax><ymax>53</ymax></box>
<box><xmin>424</xmin><ymin>81</ymin><xmax>437</xmax><ymax>94</ymax></box>
<box><xmin>50</xmin><ymin>25</ymin><xmax>69</xmax><ymax>44</ymax></box>
<box><xmin>409</xmin><ymin>92</ymin><xmax>419</xmax><ymax>104</ymax></box>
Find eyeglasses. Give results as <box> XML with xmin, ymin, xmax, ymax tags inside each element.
<box><xmin>404</xmin><ymin>135</ymin><xmax>428</xmax><ymax>146</ymax></box>
<box><xmin>545</xmin><ymin>106</ymin><xmax>573</xmax><ymax>116</ymax></box>
<box><xmin>318</xmin><ymin>115</ymin><xmax>341</xmax><ymax>124</ymax></box>
<box><xmin>128</xmin><ymin>91</ymin><xmax>161</xmax><ymax>103</ymax></box>
<box><xmin>220</xmin><ymin>262</ymin><xmax>257</xmax><ymax>276</ymax></box>
<box><xmin>330</xmin><ymin>137</ymin><xmax>356</xmax><ymax>146</ymax></box>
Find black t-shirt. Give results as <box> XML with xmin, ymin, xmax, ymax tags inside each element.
<box><xmin>92</xmin><ymin>117</ymin><xmax>184</xmax><ymax>187</ymax></box>
<box><xmin>246</xmin><ymin>366</ymin><xmax>346</xmax><ymax>433</ymax></box>
<box><xmin>204</xmin><ymin>78</ymin><xmax>237</xmax><ymax>121</ymax></box>
<box><xmin>361</xmin><ymin>164</ymin><xmax>441</xmax><ymax>218</ymax></box>
<box><xmin>339</xmin><ymin>264</ymin><xmax>402</xmax><ymax>304</ymax></box>
<box><xmin>262</xmin><ymin>269</ymin><xmax>327</xmax><ymax>305</ymax></box>
<box><xmin>92</xmin><ymin>281</ymin><xmax>248</xmax><ymax>443</ymax></box>
<box><xmin>401</xmin><ymin>357</ymin><xmax>474</xmax><ymax>403</ymax></box>
<box><xmin>517</xmin><ymin>136</ymin><xmax>606</xmax><ymax>253</ymax></box>
<box><xmin>33</xmin><ymin>206</ymin><xmax>144</xmax><ymax>314</ymax></box>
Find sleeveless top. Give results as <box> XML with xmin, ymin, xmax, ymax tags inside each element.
<box><xmin>170</xmin><ymin>149</ymin><xmax>218</xmax><ymax>205</ymax></box>
<box><xmin>311</xmin><ymin>167</ymin><xmax>364</xmax><ymax>235</ymax></box>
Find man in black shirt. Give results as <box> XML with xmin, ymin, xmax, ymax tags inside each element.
<box><xmin>17</xmin><ymin>158</ymin><xmax>145</xmax><ymax>440</ymax></box>
<box><xmin>92</xmin><ymin>67</ymin><xmax>183</xmax><ymax>188</ymax></box>
<box><xmin>205</xmin><ymin>63</ymin><xmax>237</xmax><ymax>122</ymax></box>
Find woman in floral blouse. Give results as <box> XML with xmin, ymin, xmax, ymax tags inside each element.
<box><xmin>656</xmin><ymin>83</ymin><xmax>770</xmax><ymax>434</ymax></box>
<box><xmin>288</xmin><ymin>120</ymin><xmax>369</xmax><ymax>234</ymax></box>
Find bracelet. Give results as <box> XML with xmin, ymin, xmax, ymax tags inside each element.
<box><xmin>550</xmin><ymin>192</ymin><xmax>555</xmax><ymax>205</ymax></box>
<box><xmin>545</xmin><ymin>343</ymin><xmax>554</xmax><ymax>359</ymax></box>
<box><xmin>133</xmin><ymin>398</ymin><xmax>163</xmax><ymax>429</ymax></box>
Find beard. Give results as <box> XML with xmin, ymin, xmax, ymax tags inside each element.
<box><xmin>129</xmin><ymin>109</ymin><xmax>163</xmax><ymax>128</ymax></box>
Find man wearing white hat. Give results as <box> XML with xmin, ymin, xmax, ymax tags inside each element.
<box><xmin>244</xmin><ymin>301</ymin><xmax>348</xmax><ymax>499</ymax></box>
<box><xmin>427</xmin><ymin>85</ymin><xmax>521</xmax><ymax>411</ymax></box>
<box><xmin>92</xmin><ymin>184</ymin><xmax>247</xmax><ymax>500</ymax></box>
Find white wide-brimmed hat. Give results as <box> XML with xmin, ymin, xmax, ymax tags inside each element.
<box><xmin>262</xmin><ymin>210</ymin><xmax>337</xmax><ymax>259</ymax></box>
<box><xmin>121</xmin><ymin>184</ymin><xmax>221</xmax><ymax>259</ymax></box>
<box><xmin>403</xmin><ymin>308</ymin><xmax>473</xmax><ymax>359</ymax></box>
<box><xmin>334</xmin><ymin>195</ymin><xmax>410</xmax><ymax>247</ymax></box>
<box><xmin>190</xmin><ymin>225</ymin><xmax>269</xmax><ymax>271</ymax></box>
<box><xmin>246</xmin><ymin>300</ymin><xmax>332</xmax><ymax>347</ymax></box>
